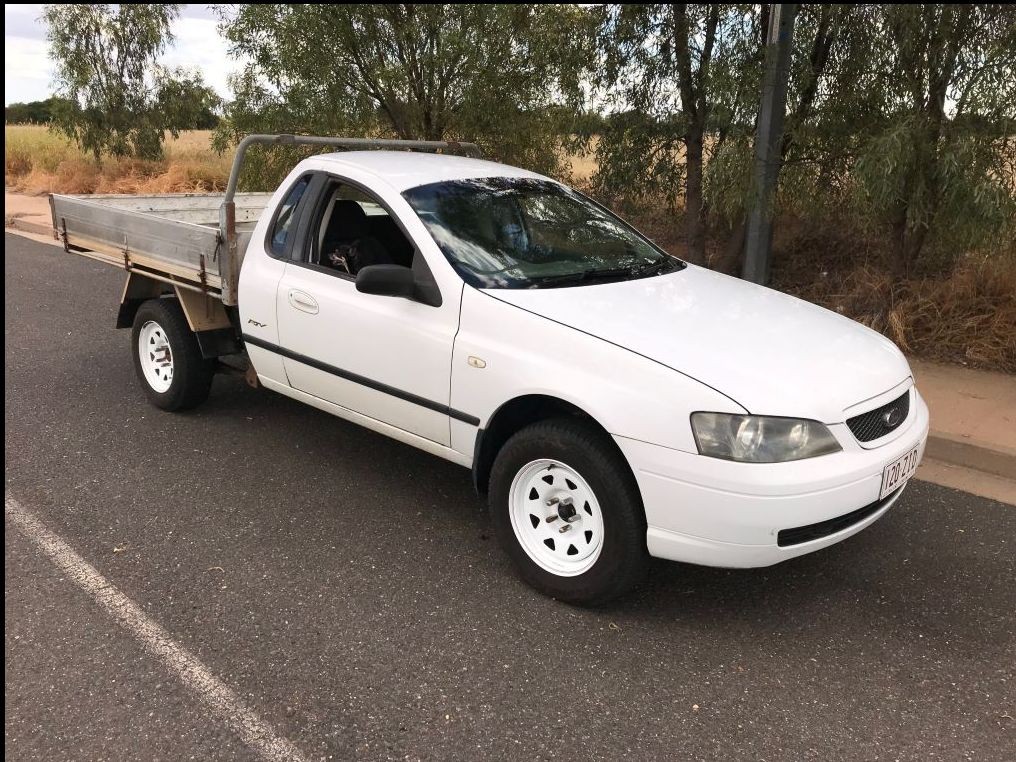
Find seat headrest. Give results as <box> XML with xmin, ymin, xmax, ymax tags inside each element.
<box><xmin>326</xmin><ymin>199</ymin><xmax>370</xmax><ymax>240</ymax></box>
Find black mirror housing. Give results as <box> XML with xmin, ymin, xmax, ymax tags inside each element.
<box><xmin>355</xmin><ymin>265</ymin><xmax>416</xmax><ymax>299</ymax></box>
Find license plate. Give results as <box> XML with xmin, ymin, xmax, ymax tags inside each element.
<box><xmin>880</xmin><ymin>445</ymin><xmax>921</xmax><ymax>499</ymax></box>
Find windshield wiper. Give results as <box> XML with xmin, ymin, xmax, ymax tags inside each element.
<box><xmin>526</xmin><ymin>267</ymin><xmax>633</xmax><ymax>288</ymax></box>
<box><xmin>526</xmin><ymin>258</ymin><xmax>682</xmax><ymax>289</ymax></box>
<box><xmin>633</xmin><ymin>257</ymin><xmax>685</xmax><ymax>278</ymax></box>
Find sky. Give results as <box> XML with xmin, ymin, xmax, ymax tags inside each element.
<box><xmin>4</xmin><ymin>4</ymin><xmax>238</xmax><ymax>106</ymax></box>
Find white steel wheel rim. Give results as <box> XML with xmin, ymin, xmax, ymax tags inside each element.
<box><xmin>139</xmin><ymin>320</ymin><xmax>174</xmax><ymax>393</ymax></box>
<box><xmin>509</xmin><ymin>459</ymin><xmax>605</xmax><ymax>577</ymax></box>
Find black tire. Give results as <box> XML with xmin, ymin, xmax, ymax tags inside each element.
<box><xmin>489</xmin><ymin>417</ymin><xmax>649</xmax><ymax>605</ymax></box>
<box><xmin>131</xmin><ymin>298</ymin><xmax>214</xmax><ymax>411</ymax></box>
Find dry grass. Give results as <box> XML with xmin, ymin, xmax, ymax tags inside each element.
<box><xmin>563</xmin><ymin>136</ymin><xmax>600</xmax><ymax>185</ymax></box>
<box><xmin>789</xmin><ymin>258</ymin><xmax>1016</xmax><ymax>373</ymax></box>
<box><xmin>5</xmin><ymin>126</ymin><xmax>600</xmax><ymax>192</ymax></box>
<box><xmin>4</xmin><ymin>125</ymin><xmax>230</xmax><ymax>195</ymax></box>
<box><xmin>770</xmin><ymin>218</ymin><xmax>1016</xmax><ymax>373</ymax></box>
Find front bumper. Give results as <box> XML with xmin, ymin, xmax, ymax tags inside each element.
<box><xmin>615</xmin><ymin>389</ymin><xmax>930</xmax><ymax>568</ymax></box>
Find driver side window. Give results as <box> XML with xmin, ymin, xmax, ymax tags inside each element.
<box><xmin>303</xmin><ymin>180</ymin><xmax>415</xmax><ymax>277</ymax></box>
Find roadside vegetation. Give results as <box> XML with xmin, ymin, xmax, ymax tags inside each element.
<box><xmin>4</xmin><ymin>125</ymin><xmax>228</xmax><ymax>195</ymax></box>
<box><xmin>41</xmin><ymin>4</ymin><xmax>220</xmax><ymax>162</ymax></box>
<box><xmin>5</xmin><ymin>3</ymin><xmax>1014</xmax><ymax>372</ymax></box>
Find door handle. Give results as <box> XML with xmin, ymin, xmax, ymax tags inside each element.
<box><xmin>288</xmin><ymin>289</ymin><xmax>319</xmax><ymax>314</ymax></box>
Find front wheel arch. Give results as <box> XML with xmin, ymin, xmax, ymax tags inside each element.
<box><xmin>472</xmin><ymin>394</ymin><xmax>619</xmax><ymax>496</ymax></box>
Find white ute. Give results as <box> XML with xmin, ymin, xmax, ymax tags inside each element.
<box><xmin>51</xmin><ymin>135</ymin><xmax>929</xmax><ymax>604</ymax></box>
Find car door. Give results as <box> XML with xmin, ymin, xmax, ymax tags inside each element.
<box><xmin>274</xmin><ymin>173</ymin><xmax>461</xmax><ymax>446</ymax></box>
<box><xmin>238</xmin><ymin>171</ymin><xmax>317</xmax><ymax>387</ymax></box>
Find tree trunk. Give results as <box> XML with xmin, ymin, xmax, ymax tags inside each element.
<box><xmin>684</xmin><ymin>126</ymin><xmax>706</xmax><ymax>264</ymax></box>
<box><xmin>671</xmin><ymin>4</ymin><xmax>710</xmax><ymax>266</ymax></box>
<box><xmin>889</xmin><ymin>202</ymin><xmax>929</xmax><ymax>279</ymax></box>
<box><xmin>422</xmin><ymin>106</ymin><xmax>442</xmax><ymax>141</ymax></box>
<box><xmin>890</xmin><ymin>208</ymin><xmax>909</xmax><ymax>278</ymax></box>
<box><xmin>715</xmin><ymin>220</ymin><xmax>746</xmax><ymax>274</ymax></box>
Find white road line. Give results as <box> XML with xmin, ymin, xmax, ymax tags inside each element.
<box><xmin>5</xmin><ymin>497</ymin><xmax>308</xmax><ymax>762</ymax></box>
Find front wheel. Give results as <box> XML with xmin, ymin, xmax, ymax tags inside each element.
<box><xmin>131</xmin><ymin>298</ymin><xmax>214</xmax><ymax>411</ymax></box>
<box><xmin>489</xmin><ymin>418</ymin><xmax>649</xmax><ymax>605</ymax></box>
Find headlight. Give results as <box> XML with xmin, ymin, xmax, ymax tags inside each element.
<box><xmin>691</xmin><ymin>412</ymin><xmax>842</xmax><ymax>463</ymax></box>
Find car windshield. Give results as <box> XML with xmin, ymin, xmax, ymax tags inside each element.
<box><xmin>402</xmin><ymin>177</ymin><xmax>684</xmax><ymax>288</ymax></box>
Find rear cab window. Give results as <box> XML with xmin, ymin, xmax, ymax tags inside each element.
<box><xmin>269</xmin><ymin>176</ymin><xmax>311</xmax><ymax>257</ymax></box>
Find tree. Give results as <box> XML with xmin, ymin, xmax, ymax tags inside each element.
<box><xmin>156</xmin><ymin>73</ymin><xmax>222</xmax><ymax>130</ymax></box>
<box><xmin>593</xmin><ymin>4</ymin><xmax>762</xmax><ymax>264</ymax></box>
<box><xmin>854</xmin><ymin>4</ymin><xmax>1016</xmax><ymax>275</ymax></box>
<box><xmin>43</xmin><ymin>4</ymin><xmax>218</xmax><ymax>161</ymax></box>
<box><xmin>216</xmin><ymin>4</ymin><xmax>591</xmax><ymax>180</ymax></box>
<box><xmin>712</xmin><ymin>3</ymin><xmax>861</xmax><ymax>273</ymax></box>
<box><xmin>4</xmin><ymin>97</ymin><xmax>74</xmax><ymax>125</ymax></box>
<box><xmin>713</xmin><ymin>3</ymin><xmax>1015</xmax><ymax>277</ymax></box>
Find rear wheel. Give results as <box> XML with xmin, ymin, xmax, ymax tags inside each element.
<box><xmin>489</xmin><ymin>418</ymin><xmax>649</xmax><ymax>605</ymax></box>
<box><xmin>131</xmin><ymin>299</ymin><xmax>214</xmax><ymax>411</ymax></box>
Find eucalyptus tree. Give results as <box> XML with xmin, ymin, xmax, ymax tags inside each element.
<box><xmin>217</xmin><ymin>3</ymin><xmax>591</xmax><ymax>179</ymax></box>
<box><xmin>43</xmin><ymin>4</ymin><xmax>215</xmax><ymax>161</ymax></box>
<box><xmin>592</xmin><ymin>4</ymin><xmax>762</xmax><ymax>264</ymax></box>
<box><xmin>711</xmin><ymin>3</ymin><xmax>864</xmax><ymax>272</ymax></box>
<box><xmin>854</xmin><ymin>4</ymin><xmax>1016</xmax><ymax>274</ymax></box>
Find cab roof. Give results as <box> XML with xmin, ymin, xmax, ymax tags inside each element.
<box><xmin>309</xmin><ymin>150</ymin><xmax>550</xmax><ymax>193</ymax></box>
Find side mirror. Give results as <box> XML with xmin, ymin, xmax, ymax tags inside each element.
<box><xmin>355</xmin><ymin>264</ymin><xmax>415</xmax><ymax>299</ymax></box>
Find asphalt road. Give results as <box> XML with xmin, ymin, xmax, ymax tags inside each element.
<box><xmin>5</xmin><ymin>232</ymin><xmax>1015</xmax><ymax>761</ymax></box>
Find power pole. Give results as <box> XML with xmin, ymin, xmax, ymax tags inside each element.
<box><xmin>742</xmin><ymin>3</ymin><xmax>797</xmax><ymax>285</ymax></box>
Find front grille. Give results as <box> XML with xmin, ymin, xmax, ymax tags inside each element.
<box><xmin>777</xmin><ymin>488</ymin><xmax>901</xmax><ymax>547</ymax></box>
<box><xmin>846</xmin><ymin>390</ymin><xmax>910</xmax><ymax>442</ymax></box>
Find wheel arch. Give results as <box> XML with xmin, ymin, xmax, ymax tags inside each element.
<box><xmin>118</xmin><ymin>274</ymin><xmax>241</xmax><ymax>359</ymax></box>
<box><xmin>116</xmin><ymin>273</ymin><xmax>170</xmax><ymax>329</ymax></box>
<box><xmin>471</xmin><ymin>394</ymin><xmax>617</xmax><ymax>496</ymax></box>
